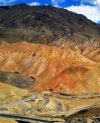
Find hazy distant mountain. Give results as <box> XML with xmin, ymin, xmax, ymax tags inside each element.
<box><xmin>0</xmin><ymin>4</ymin><xmax>100</xmax><ymax>43</ymax></box>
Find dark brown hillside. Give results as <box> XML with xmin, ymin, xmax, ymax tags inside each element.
<box><xmin>0</xmin><ymin>4</ymin><xmax>100</xmax><ymax>43</ymax></box>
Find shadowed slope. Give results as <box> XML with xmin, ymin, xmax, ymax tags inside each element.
<box><xmin>0</xmin><ymin>4</ymin><xmax>100</xmax><ymax>43</ymax></box>
<box><xmin>0</xmin><ymin>71</ymin><xmax>35</xmax><ymax>89</ymax></box>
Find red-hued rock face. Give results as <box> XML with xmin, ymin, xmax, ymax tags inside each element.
<box><xmin>0</xmin><ymin>42</ymin><xmax>100</xmax><ymax>94</ymax></box>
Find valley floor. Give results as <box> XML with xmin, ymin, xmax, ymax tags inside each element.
<box><xmin>0</xmin><ymin>91</ymin><xmax>100</xmax><ymax>123</ymax></box>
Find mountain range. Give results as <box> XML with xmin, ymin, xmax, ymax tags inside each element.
<box><xmin>0</xmin><ymin>4</ymin><xmax>100</xmax><ymax>122</ymax></box>
<box><xmin>0</xmin><ymin>4</ymin><xmax>100</xmax><ymax>93</ymax></box>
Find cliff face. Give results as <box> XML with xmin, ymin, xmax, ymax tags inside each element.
<box><xmin>0</xmin><ymin>4</ymin><xmax>100</xmax><ymax>43</ymax></box>
<box><xmin>0</xmin><ymin>42</ymin><xmax>100</xmax><ymax>94</ymax></box>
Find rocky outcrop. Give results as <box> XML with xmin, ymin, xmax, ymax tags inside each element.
<box><xmin>0</xmin><ymin>71</ymin><xmax>35</xmax><ymax>88</ymax></box>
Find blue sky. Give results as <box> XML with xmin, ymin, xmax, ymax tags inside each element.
<box><xmin>0</xmin><ymin>0</ymin><xmax>95</xmax><ymax>7</ymax></box>
<box><xmin>0</xmin><ymin>0</ymin><xmax>100</xmax><ymax>23</ymax></box>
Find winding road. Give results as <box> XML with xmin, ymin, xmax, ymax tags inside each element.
<box><xmin>0</xmin><ymin>113</ymin><xmax>59</xmax><ymax>123</ymax></box>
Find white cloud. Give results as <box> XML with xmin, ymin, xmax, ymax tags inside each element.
<box><xmin>96</xmin><ymin>0</ymin><xmax>100</xmax><ymax>9</ymax></box>
<box><xmin>66</xmin><ymin>5</ymin><xmax>100</xmax><ymax>23</ymax></box>
<box><xmin>81</xmin><ymin>0</ymin><xmax>97</xmax><ymax>4</ymax></box>
<box><xmin>51</xmin><ymin>0</ymin><xmax>66</xmax><ymax>5</ymax></box>
<box><xmin>66</xmin><ymin>0</ymin><xmax>100</xmax><ymax>23</ymax></box>
<box><xmin>76</xmin><ymin>0</ymin><xmax>100</xmax><ymax>9</ymax></box>
<box><xmin>0</xmin><ymin>0</ymin><xmax>15</xmax><ymax>3</ymax></box>
<box><xmin>28</xmin><ymin>2</ymin><xmax>40</xmax><ymax>6</ymax></box>
<box><xmin>85</xmin><ymin>0</ymin><xmax>100</xmax><ymax>9</ymax></box>
<box><xmin>75</xmin><ymin>0</ymin><xmax>97</xmax><ymax>4</ymax></box>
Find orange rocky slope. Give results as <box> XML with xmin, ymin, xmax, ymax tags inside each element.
<box><xmin>0</xmin><ymin>42</ymin><xmax>100</xmax><ymax>94</ymax></box>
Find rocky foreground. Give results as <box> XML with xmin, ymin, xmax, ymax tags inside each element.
<box><xmin>0</xmin><ymin>91</ymin><xmax>100</xmax><ymax>122</ymax></box>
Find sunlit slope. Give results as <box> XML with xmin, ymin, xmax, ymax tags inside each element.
<box><xmin>0</xmin><ymin>42</ymin><xmax>100</xmax><ymax>93</ymax></box>
<box><xmin>0</xmin><ymin>82</ymin><xmax>29</xmax><ymax>104</ymax></box>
